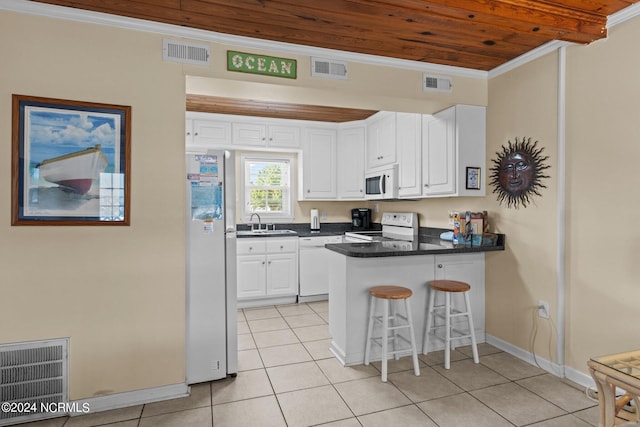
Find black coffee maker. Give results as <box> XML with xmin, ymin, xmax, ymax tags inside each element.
<box><xmin>351</xmin><ymin>208</ymin><xmax>372</xmax><ymax>230</ymax></box>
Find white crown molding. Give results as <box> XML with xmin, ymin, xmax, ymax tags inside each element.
<box><xmin>608</xmin><ymin>1</ymin><xmax>640</xmax><ymax>28</ymax></box>
<box><xmin>487</xmin><ymin>40</ymin><xmax>572</xmax><ymax>79</ymax></box>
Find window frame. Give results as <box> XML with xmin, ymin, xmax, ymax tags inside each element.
<box><xmin>240</xmin><ymin>153</ymin><xmax>294</xmax><ymax>223</ymax></box>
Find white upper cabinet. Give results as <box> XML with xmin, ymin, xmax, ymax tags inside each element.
<box><xmin>422</xmin><ymin>110</ymin><xmax>456</xmax><ymax>196</ymax></box>
<box><xmin>190</xmin><ymin>119</ymin><xmax>232</xmax><ymax>150</ymax></box>
<box><xmin>396</xmin><ymin>112</ymin><xmax>422</xmax><ymax>198</ymax></box>
<box><xmin>366</xmin><ymin>111</ymin><xmax>396</xmax><ymax>170</ymax></box>
<box><xmin>422</xmin><ymin>105</ymin><xmax>486</xmax><ymax>197</ymax></box>
<box><xmin>299</xmin><ymin>126</ymin><xmax>337</xmax><ymax>200</ymax></box>
<box><xmin>337</xmin><ymin>123</ymin><xmax>366</xmax><ymax>199</ymax></box>
<box><xmin>186</xmin><ymin>112</ymin><xmax>301</xmax><ymax>151</ymax></box>
<box><xmin>232</xmin><ymin>122</ymin><xmax>301</xmax><ymax>149</ymax></box>
<box><xmin>232</xmin><ymin>122</ymin><xmax>265</xmax><ymax>147</ymax></box>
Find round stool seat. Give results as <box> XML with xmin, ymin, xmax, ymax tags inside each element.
<box><xmin>429</xmin><ymin>280</ymin><xmax>470</xmax><ymax>293</ymax></box>
<box><xmin>369</xmin><ymin>285</ymin><xmax>412</xmax><ymax>300</ymax></box>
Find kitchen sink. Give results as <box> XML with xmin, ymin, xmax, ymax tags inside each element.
<box><xmin>237</xmin><ymin>229</ymin><xmax>298</xmax><ymax>236</ymax></box>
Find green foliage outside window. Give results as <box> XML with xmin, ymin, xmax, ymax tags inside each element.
<box><xmin>246</xmin><ymin>161</ymin><xmax>290</xmax><ymax>214</ymax></box>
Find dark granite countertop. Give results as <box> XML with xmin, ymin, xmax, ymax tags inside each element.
<box><xmin>236</xmin><ymin>222</ymin><xmax>363</xmax><ymax>238</ymax></box>
<box><xmin>325</xmin><ymin>232</ymin><xmax>505</xmax><ymax>258</ymax></box>
<box><xmin>236</xmin><ymin>222</ymin><xmax>505</xmax><ymax>257</ymax></box>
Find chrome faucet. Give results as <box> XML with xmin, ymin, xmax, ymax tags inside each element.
<box><xmin>250</xmin><ymin>213</ymin><xmax>262</xmax><ymax>231</ymax></box>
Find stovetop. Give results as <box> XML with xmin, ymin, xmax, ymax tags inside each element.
<box><xmin>345</xmin><ymin>212</ymin><xmax>419</xmax><ymax>242</ymax></box>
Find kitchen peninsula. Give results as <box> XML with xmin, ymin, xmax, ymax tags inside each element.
<box><xmin>325</xmin><ymin>232</ymin><xmax>504</xmax><ymax>366</ymax></box>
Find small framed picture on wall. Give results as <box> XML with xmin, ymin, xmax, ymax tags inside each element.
<box><xmin>466</xmin><ymin>167</ymin><xmax>481</xmax><ymax>190</ymax></box>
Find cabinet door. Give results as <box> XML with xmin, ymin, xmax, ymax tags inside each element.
<box><xmin>185</xmin><ymin>119</ymin><xmax>194</xmax><ymax>146</ymax></box>
<box><xmin>300</xmin><ymin>127</ymin><xmax>337</xmax><ymax>199</ymax></box>
<box><xmin>237</xmin><ymin>255</ymin><xmax>267</xmax><ymax>299</ymax></box>
<box><xmin>434</xmin><ymin>253</ymin><xmax>485</xmax><ymax>335</ymax></box>
<box><xmin>266</xmin><ymin>253</ymin><xmax>298</xmax><ymax>296</ymax></box>
<box><xmin>422</xmin><ymin>109</ymin><xmax>455</xmax><ymax>196</ymax></box>
<box><xmin>232</xmin><ymin>123</ymin><xmax>267</xmax><ymax>147</ymax></box>
<box><xmin>396</xmin><ymin>113</ymin><xmax>422</xmax><ymax>198</ymax></box>
<box><xmin>337</xmin><ymin>125</ymin><xmax>366</xmax><ymax>199</ymax></box>
<box><xmin>268</xmin><ymin>125</ymin><xmax>301</xmax><ymax>149</ymax></box>
<box><xmin>366</xmin><ymin>112</ymin><xmax>396</xmax><ymax>170</ymax></box>
<box><xmin>193</xmin><ymin>120</ymin><xmax>232</xmax><ymax>148</ymax></box>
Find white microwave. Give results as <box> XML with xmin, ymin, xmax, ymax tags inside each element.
<box><xmin>365</xmin><ymin>165</ymin><xmax>398</xmax><ymax>200</ymax></box>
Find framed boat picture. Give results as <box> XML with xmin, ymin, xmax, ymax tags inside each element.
<box><xmin>12</xmin><ymin>95</ymin><xmax>131</xmax><ymax>225</ymax></box>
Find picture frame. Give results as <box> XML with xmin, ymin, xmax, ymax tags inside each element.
<box><xmin>12</xmin><ymin>95</ymin><xmax>131</xmax><ymax>225</ymax></box>
<box><xmin>466</xmin><ymin>166</ymin><xmax>481</xmax><ymax>190</ymax></box>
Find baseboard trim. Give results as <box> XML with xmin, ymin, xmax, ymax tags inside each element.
<box><xmin>70</xmin><ymin>383</ymin><xmax>190</xmax><ymax>416</ymax></box>
<box><xmin>485</xmin><ymin>334</ymin><xmax>567</xmax><ymax>378</ymax></box>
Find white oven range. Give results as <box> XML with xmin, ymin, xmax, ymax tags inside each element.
<box><xmin>344</xmin><ymin>212</ymin><xmax>419</xmax><ymax>243</ymax></box>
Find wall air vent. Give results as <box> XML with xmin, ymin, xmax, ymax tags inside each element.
<box><xmin>423</xmin><ymin>74</ymin><xmax>453</xmax><ymax>92</ymax></box>
<box><xmin>311</xmin><ymin>57</ymin><xmax>348</xmax><ymax>80</ymax></box>
<box><xmin>0</xmin><ymin>339</ymin><xmax>69</xmax><ymax>426</ymax></box>
<box><xmin>163</xmin><ymin>39</ymin><xmax>211</xmax><ymax>66</ymax></box>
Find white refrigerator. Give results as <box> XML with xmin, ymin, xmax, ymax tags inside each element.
<box><xmin>185</xmin><ymin>150</ymin><xmax>237</xmax><ymax>384</ymax></box>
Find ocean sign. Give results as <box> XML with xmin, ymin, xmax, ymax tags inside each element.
<box><xmin>227</xmin><ymin>51</ymin><xmax>297</xmax><ymax>79</ymax></box>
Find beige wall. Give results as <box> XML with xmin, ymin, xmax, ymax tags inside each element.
<box><xmin>564</xmin><ymin>19</ymin><xmax>640</xmax><ymax>371</ymax></box>
<box><xmin>0</xmin><ymin>12</ymin><xmax>188</xmax><ymax>399</ymax></box>
<box><xmin>486</xmin><ymin>54</ymin><xmax>560</xmax><ymax>361</ymax></box>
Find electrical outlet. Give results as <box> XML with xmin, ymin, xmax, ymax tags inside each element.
<box><xmin>538</xmin><ymin>300</ymin><xmax>550</xmax><ymax>319</ymax></box>
<box><xmin>373</xmin><ymin>203</ymin><xmax>379</xmax><ymax>213</ymax></box>
<box><xmin>321</xmin><ymin>211</ymin><xmax>327</xmax><ymax>220</ymax></box>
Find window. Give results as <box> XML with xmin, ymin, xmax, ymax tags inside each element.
<box><xmin>99</xmin><ymin>173</ymin><xmax>125</xmax><ymax>221</ymax></box>
<box><xmin>241</xmin><ymin>154</ymin><xmax>293</xmax><ymax>222</ymax></box>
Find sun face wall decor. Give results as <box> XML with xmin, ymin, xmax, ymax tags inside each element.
<box><xmin>489</xmin><ymin>137</ymin><xmax>550</xmax><ymax>209</ymax></box>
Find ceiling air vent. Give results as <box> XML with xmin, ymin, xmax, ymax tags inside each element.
<box><xmin>423</xmin><ymin>74</ymin><xmax>453</xmax><ymax>92</ymax></box>
<box><xmin>163</xmin><ymin>39</ymin><xmax>210</xmax><ymax>66</ymax></box>
<box><xmin>311</xmin><ymin>57</ymin><xmax>348</xmax><ymax>80</ymax></box>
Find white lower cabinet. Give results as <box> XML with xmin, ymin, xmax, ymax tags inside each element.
<box><xmin>237</xmin><ymin>238</ymin><xmax>298</xmax><ymax>301</ymax></box>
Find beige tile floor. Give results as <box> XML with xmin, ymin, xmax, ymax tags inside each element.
<box><xmin>23</xmin><ymin>301</ymin><xmax>600</xmax><ymax>427</ymax></box>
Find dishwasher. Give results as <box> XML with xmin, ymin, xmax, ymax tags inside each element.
<box><xmin>298</xmin><ymin>235</ymin><xmax>343</xmax><ymax>302</ymax></box>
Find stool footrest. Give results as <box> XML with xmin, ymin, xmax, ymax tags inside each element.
<box><xmin>370</xmin><ymin>334</ymin><xmax>412</xmax><ymax>346</ymax></box>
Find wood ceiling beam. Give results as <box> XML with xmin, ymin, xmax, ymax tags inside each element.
<box><xmin>186</xmin><ymin>95</ymin><xmax>378</xmax><ymax>122</ymax></box>
<box><xmin>381</xmin><ymin>0</ymin><xmax>608</xmax><ymax>42</ymax></box>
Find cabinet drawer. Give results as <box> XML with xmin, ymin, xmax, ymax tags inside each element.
<box><xmin>266</xmin><ymin>239</ymin><xmax>298</xmax><ymax>253</ymax></box>
<box><xmin>237</xmin><ymin>239</ymin><xmax>267</xmax><ymax>255</ymax></box>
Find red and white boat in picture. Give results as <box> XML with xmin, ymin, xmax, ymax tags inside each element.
<box><xmin>36</xmin><ymin>144</ymin><xmax>108</xmax><ymax>195</ymax></box>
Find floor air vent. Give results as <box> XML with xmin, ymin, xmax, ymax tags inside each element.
<box><xmin>0</xmin><ymin>339</ymin><xmax>68</xmax><ymax>426</ymax></box>
<box><xmin>311</xmin><ymin>57</ymin><xmax>348</xmax><ymax>80</ymax></box>
<box><xmin>423</xmin><ymin>74</ymin><xmax>453</xmax><ymax>92</ymax></box>
<box><xmin>163</xmin><ymin>39</ymin><xmax>211</xmax><ymax>66</ymax></box>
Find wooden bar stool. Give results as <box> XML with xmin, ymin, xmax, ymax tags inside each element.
<box><xmin>422</xmin><ymin>280</ymin><xmax>479</xmax><ymax>369</ymax></box>
<box><xmin>364</xmin><ymin>285</ymin><xmax>420</xmax><ymax>382</ymax></box>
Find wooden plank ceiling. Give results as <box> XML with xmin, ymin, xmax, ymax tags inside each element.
<box><xmin>31</xmin><ymin>0</ymin><xmax>638</xmax><ymax>120</ymax></box>
<box><xmin>31</xmin><ymin>0</ymin><xmax>637</xmax><ymax>71</ymax></box>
